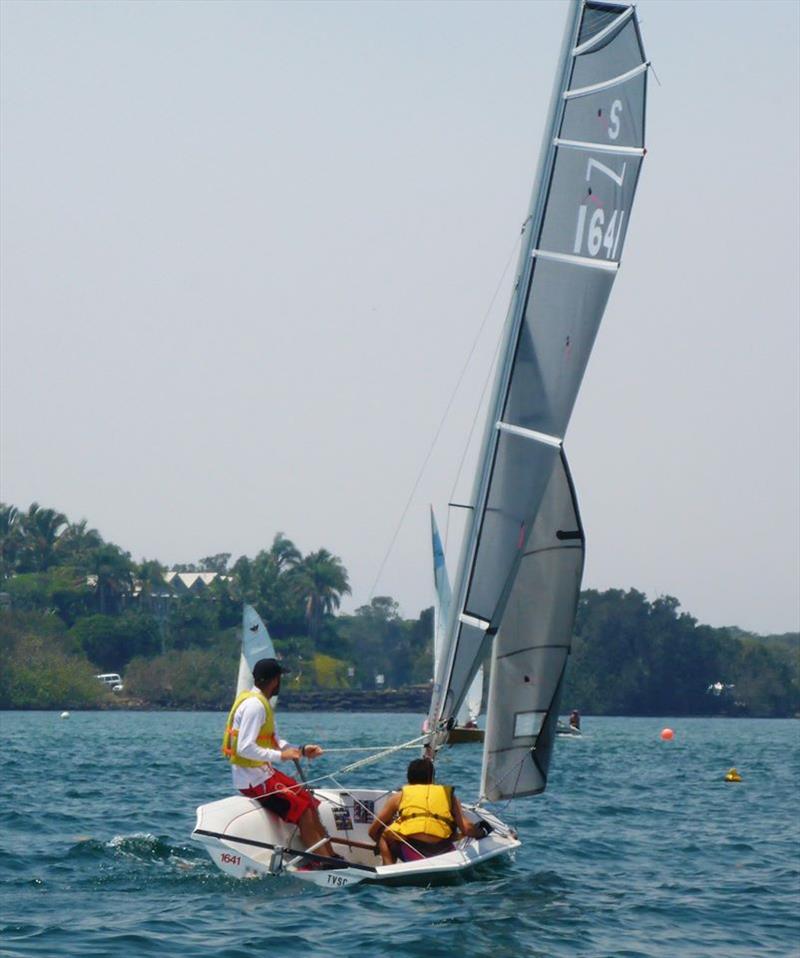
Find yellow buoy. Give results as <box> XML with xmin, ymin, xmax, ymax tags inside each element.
<box><xmin>724</xmin><ymin>767</ymin><xmax>742</xmax><ymax>782</ymax></box>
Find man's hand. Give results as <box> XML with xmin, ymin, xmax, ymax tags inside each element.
<box><xmin>281</xmin><ymin>747</ymin><xmax>302</xmax><ymax>761</ymax></box>
<box><xmin>303</xmin><ymin>744</ymin><xmax>324</xmax><ymax>759</ymax></box>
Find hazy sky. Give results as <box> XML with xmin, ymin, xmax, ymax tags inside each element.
<box><xmin>1</xmin><ymin>0</ymin><xmax>798</xmax><ymax>635</ymax></box>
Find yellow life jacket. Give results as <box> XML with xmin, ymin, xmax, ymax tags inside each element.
<box><xmin>393</xmin><ymin>784</ymin><xmax>455</xmax><ymax>839</ymax></box>
<box><xmin>221</xmin><ymin>690</ymin><xmax>279</xmax><ymax>767</ymax></box>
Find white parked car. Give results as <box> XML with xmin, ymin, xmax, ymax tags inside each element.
<box><xmin>95</xmin><ymin>673</ymin><xmax>124</xmax><ymax>693</ymax></box>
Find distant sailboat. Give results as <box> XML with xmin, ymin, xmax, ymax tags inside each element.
<box><xmin>192</xmin><ymin>0</ymin><xmax>649</xmax><ymax>885</ymax></box>
<box><xmin>237</xmin><ymin>604</ymin><xmax>277</xmax><ymax>696</ymax></box>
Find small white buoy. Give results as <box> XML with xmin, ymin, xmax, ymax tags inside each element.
<box><xmin>60</xmin><ymin>711</ymin><xmax>70</xmax><ymax>719</ymax></box>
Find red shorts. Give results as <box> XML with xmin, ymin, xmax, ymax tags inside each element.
<box><xmin>239</xmin><ymin>769</ymin><xmax>319</xmax><ymax>825</ymax></box>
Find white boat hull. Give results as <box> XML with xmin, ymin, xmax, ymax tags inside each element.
<box><xmin>192</xmin><ymin>787</ymin><xmax>519</xmax><ymax>887</ymax></box>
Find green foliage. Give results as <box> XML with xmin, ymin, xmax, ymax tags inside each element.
<box><xmin>336</xmin><ymin>597</ymin><xmax>418</xmax><ymax>688</ymax></box>
<box><xmin>125</xmin><ymin>645</ymin><xmax>238</xmax><ymax>707</ymax></box>
<box><xmin>312</xmin><ymin>653</ymin><xmax>349</xmax><ymax>689</ymax></box>
<box><xmin>166</xmin><ymin>596</ymin><xmax>220</xmax><ymax>651</ymax></box>
<box><xmin>1</xmin><ymin>500</ymin><xmax>797</xmax><ymax>715</ymax></box>
<box><xmin>0</xmin><ymin>611</ymin><xmax>104</xmax><ymax>708</ymax></box>
<box><xmin>69</xmin><ymin>612</ymin><xmax>161</xmax><ymax>671</ymax></box>
<box><xmin>3</xmin><ymin>568</ymin><xmax>92</xmax><ymax>625</ymax></box>
<box><xmin>563</xmin><ymin>590</ymin><xmax>800</xmax><ymax>717</ymax></box>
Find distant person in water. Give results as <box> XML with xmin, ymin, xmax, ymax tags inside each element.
<box><xmin>569</xmin><ymin>709</ymin><xmax>581</xmax><ymax>731</ymax></box>
<box><xmin>368</xmin><ymin>757</ymin><xmax>482</xmax><ymax>865</ymax></box>
<box><xmin>222</xmin><ymin>657</ymin><xmax>335</xmax><ymax>859</ymax></box>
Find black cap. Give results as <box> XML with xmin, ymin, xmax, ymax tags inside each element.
<box><xmin>253</xmin><ymin>658</ymin><xmax>290</xmax><ymax>686</ymax></box>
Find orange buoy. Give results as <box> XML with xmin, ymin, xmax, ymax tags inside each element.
<box><xmin>660</xmin><ymin>727</ymin><xmax>674</xmax><ymax>741</ymax></box>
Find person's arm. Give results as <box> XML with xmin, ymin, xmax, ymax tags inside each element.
<box><xmin>452</xmin><ymin>795</ymin><xmax>481</xmax><ymax>839</ymax></box>
<box><xmin>368</xmin><ymin>793</ymin><xmax>401</xmax><ymax>841</ymax></box>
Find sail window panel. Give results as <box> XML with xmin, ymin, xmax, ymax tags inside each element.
<box><xmin>464</xmin><ymin>434</ymin><xmax>559</xmax><ymax>622</ymax></box>
<box><xmin>561</xmin><ymin>72</ymin><xmax>646</xmax><ymax>149</ymax></box>
<box><xmin>538</xmin><ymin>147</ymin><xmax>643</xmax><ymax>263</ymax></box>
<box><xmin>571</xmin><ymin>17</ymin><xmax>644</xmax><ymax>91</ymax></box>
<box><xmin>503</xmin><ymin>258</ymin><xmax>614</xmax><ymax>438</ymax></box>
<box><xmin>514</xmin><ymin>710</ymin><xmax>546</xmax><ymax>738</ymax></box>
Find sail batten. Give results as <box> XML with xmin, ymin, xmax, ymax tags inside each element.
<box><xmin>553</xmin><ymin>138</ymin><xmax>645</xmax><ymax>155</ymax></box>
<box><xmin>565</xmin><ymin>61</ymin><xmax>649</xmax><ymax>98</ymax></box>
<box><xmin>531</xmin><ymin>248</ymin><xmax>619</xmax><ymax>271</ymax></box>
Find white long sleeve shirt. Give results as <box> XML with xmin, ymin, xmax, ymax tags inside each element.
<box><xmin>230</xmin><ymin>689</ymin><xmax>291</xmax><ymax>790</ymax></box>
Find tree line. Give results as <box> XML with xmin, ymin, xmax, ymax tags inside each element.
<box><xmin>0</xmin><ymin>502</ymin><xmax>797</xmax><ymax>715</ymax></box>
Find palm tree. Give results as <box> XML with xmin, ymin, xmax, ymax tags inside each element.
<box><xmin>91</xmin><ymin>545</ymin><xmax>135</xmax><ymax>615</ymax></box>
<box><xmin>55</xmin><ymin>518</ymin><xmax>104</xmax><ymax>570</ymax></box>
<box><xmin>269</xmin><ymin>533</ymin><xmax>302</xmax><ymax>573</ymax></box>
<box><xmin>18</xmin><ymin>503</ymin><xmax>68</xmax><ymax>572</ymax></box>
<box><xmin>296</xmin><ymin>549</ymin><xmax>351</xmax><ymax>643</ymax></box>
<box><xmin>0</xmin><ymin>503</ymin><xmax>20</xmax><ymax>580</ymax></box>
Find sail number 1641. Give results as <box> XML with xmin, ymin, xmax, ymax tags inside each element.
<box><xmin>573</xmin><ymin>156</ymin><xmax>627</xmax><ymax>259</ymax></box>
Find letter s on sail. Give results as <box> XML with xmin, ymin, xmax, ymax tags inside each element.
<box><xmin>608</xmin><ymin>99</ymin><xmax>622</xmax><ymax>140</ymax></box>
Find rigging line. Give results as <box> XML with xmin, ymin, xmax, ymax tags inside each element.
<box><xmin>285</xmin><ymin>732</ymin><xmax>431</xmax><ymax>791</ymax></box>
<box><xmin>368</xmin><ymin>229</ymin><xmax>524</xmax><ymax>601</ymax></box>
<box><xmin>443</xmin><ymin>229</ymin><xmax>523</xmax><ymax>551</ymax></box>
<box><xmin>322</xmin><ymin>744</ymin><xmax>419</xmax><ymax>753</ymax></box>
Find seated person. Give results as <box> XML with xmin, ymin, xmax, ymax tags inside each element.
<box><xmin>368</xmin><ymin>757</ymin><xmax>482</xmax><ymax>865</ymax></box>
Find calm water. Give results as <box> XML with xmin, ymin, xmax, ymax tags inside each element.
<box><xmin>1</xmin><ymin>712</ymin><xmax>798</xmax><ymax>958</ymax></box>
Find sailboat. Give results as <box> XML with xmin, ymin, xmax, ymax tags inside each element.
<box><xmin>192</xmin><ymin>0</ymin><xmax>648</xmax><ymax>886</ymax></box>
<box><xmin>430</xmin><ymin>508</ymin><xmax>484</xmax><ymax>744</ymax></box>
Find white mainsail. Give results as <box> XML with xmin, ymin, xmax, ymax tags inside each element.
<box><xmin>236</xmin><ymin>604</ymin><xmax>277</xmax><ymax>696</ymax></box>
<box><xmin>428</xmin><ymin>0</ymin><xmax>648</xmax><ymax>796</ymax></box>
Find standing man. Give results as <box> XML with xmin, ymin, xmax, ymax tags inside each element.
<box><xmin>222</xmin><ymin>657</ymin><xmax>335</xmax><ymax>859</ymax></box>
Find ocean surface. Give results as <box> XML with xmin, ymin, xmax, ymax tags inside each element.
<box><xmin>1</xmin><ymin>712</ymin><xmax>798</xmax><ymax>958</ymax></box>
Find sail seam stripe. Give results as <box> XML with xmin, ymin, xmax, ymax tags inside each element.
<box><xmin>521</xmin><ymin>544</ymin><xmax>583</xmax><ymax>558</ymax></box>
<box><xmin>531</xmin><ymin>248</ymin><xmax>618</xmax><ymax>272</ymax></box>
<box><xmin>554</xmin><ymin>137</ymin><xmax>644</xmax><ymax>156</ymax></box>
<box><xmin>572</xmin><ymin>6</ymin><xmax>634</xmax><ymax>56</ymax></box>
<box><xmin>495</xmin><ymin>644</ymin><xmax>570</xmax><ymax>659</ymax></box>
<box><xmin>564</xmin><ymin>61</ymin><xmax>648</xmax><ymax>99</ymax></box>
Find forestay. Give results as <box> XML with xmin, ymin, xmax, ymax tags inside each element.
<box><xmin>428</xmin><ymin>0</ymin><xmax>647</xmax><ymax>749</ymax></box>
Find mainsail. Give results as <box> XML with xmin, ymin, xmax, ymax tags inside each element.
<box><xmin>428</xmin><ymin>0</ymin><xmax>647</xmax><ymax>789</ymax></box>
<box><xmin>236</xmin><ymin>604</ymin><xmax>277</xmax><ymax>696</ymax></box>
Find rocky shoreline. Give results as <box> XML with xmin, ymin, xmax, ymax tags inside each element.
<box><xmin>56</xmin><ymin>686</ymin><xmax>433</xmax><ymax>713</ymax></box>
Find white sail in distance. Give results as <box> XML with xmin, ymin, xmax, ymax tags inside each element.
<box><xmin>428</xmin><ymin>0</ymin><xmax>648</xmax><ymax>782</ymax></box>
<box><xmin>236</xmin><ymin>604</ymin><xmax>277</xmax><ymax>696</ymax></box>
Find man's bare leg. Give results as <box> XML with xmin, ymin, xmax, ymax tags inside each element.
<box><xmin>297</xmin><ymin>807</ymin><xmax>335</xmax><ymax>858</ymax></box>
